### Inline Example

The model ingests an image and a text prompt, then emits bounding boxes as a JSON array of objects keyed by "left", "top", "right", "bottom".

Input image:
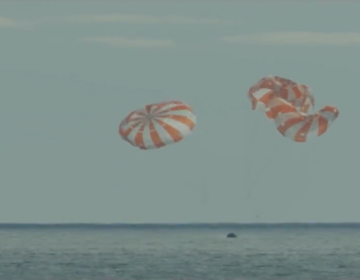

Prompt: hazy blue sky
[{"left": 0, "top": 1, "right": 358, "bottom": 223}]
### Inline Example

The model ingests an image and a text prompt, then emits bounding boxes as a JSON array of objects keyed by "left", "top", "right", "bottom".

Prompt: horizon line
[
  {"left": 0, "top": 222, "right": 360, "bottom": 227},
  {"left": 1, "top": 222, "right": 360, "bottom": 224}
]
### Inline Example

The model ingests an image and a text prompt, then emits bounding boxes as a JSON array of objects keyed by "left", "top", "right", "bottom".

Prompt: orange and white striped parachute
[
  {"left": 248, "top": 75, "right": 314, "bottom": 119},
  {"left": 119, "top": 101, "right": 196, "bottom": 150},
  {"left": 268, "top": 97, "right": 339, "bottom": 142}
]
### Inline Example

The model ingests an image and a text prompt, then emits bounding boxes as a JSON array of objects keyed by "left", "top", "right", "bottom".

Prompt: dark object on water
[{"left": 226, "top": 233, "right": 237, "bottom": 238}]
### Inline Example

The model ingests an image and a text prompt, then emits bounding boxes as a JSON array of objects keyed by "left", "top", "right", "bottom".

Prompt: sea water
[{"left": 0, "top": 223, "right": 359, "bottom": 279}]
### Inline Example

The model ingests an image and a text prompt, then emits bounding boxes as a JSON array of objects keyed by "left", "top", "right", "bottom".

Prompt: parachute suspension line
[
  {"left": 249, "top": 140, "right": 285, "bottom": 190},
  {"left": 284, "top": 142, "right": 322, "bottom": 211},
  {"left": 250, "top": 140, "right": 290, "bottom": 220},
  {"left": 246, "top": 75, "right": 339, "bottom": 221},
  {"left": 242, "top": 112, "right": 262, "bottom": 222},
  {"left": 245, "top": 113, "right": 260, "bottom": 199}
]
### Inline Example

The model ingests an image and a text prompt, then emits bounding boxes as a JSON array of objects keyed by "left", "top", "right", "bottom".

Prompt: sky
[{"left": 0, "top": 1, "right": 359, "bottom": 223}]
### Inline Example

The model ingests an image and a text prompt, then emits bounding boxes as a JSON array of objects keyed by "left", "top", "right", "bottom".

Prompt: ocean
[{"left": 1, "top": 223, "right": 360, "bottom": 280}]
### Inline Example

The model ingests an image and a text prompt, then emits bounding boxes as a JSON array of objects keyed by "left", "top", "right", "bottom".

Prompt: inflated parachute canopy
[
  {"left": 248, "top": 75, "right": 315, "bottom": 119},
  {"left": 119, "top": 101, "right": 196, "bottom": 150},
  {"left": 268, "top": 98, "right": 339, "bottom": 142}
]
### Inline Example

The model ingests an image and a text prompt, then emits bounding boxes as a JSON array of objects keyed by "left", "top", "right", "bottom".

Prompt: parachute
[
  {"left": 268, "top": 98, "right": 339, "bottom": 142},
  {"left": 115, "top": 75, "right": 339, "bottom": 219},
  {"left": 248, "top": 75, "right": 315, "bottom": 119},
  {"left": 118, "top": 101, "right": 196, "bottom": 150},
  {"left": 248, "top": 75, "right": 338, "bottom": 142}
]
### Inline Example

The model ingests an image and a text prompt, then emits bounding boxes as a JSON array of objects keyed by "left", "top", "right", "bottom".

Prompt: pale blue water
[{"left": 1, "top": 223, "right": 360, "bottom": 279}]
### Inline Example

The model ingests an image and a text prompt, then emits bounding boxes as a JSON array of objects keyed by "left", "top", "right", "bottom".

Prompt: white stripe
[
  {"left": 286, "top": 86, "right": 297, "bottom": 101},
  {"left": 153, "top": 102, "right": 175, "bottom": 114},
  {"left": 320, "top": 110, "right": 337, "bottom": 123},
  {"left": 251, "top": 88, "right": 272, "bottom": 111},
  {"left": 273, "top": 112, "right": 299, "bottom": 128},
  {"left": 125, "top": 123, "right": 143, "bottom": 144},
  {"left": 306, "top": 116, "right": 321, "bottom": 139},
  {"left": 284, "top": 120, "right": 304, "bottom": 139},
  {"left": 141, "top": 122, "right": 153, "bottom": 148}
]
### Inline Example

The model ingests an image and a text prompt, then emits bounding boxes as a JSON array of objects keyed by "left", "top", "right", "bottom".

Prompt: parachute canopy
[
  {"left": 248, "top": 75, "right": 315, "bottom": 119},
  {"left": 119, "top": 101, "right": 196, "bottom": 150},
  {"left": 248, "top": 75, "right": 339, "bottom": 142},
  {"left": 268, "top": 98, "right": 339, "bottom": 142}
]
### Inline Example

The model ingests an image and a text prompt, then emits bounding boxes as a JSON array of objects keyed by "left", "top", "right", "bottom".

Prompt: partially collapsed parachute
[
  {"left": 248, "top": 75, "right": 338, "bottom": 142},
  {"left": 248, "top": 75, "right": 315, "bottom": 119},
  {"left": 268, "top": 98, "right": 339, "bottom": 142},
  {"left": 119, "top": 101, "right": 196, "bottom": 150}
]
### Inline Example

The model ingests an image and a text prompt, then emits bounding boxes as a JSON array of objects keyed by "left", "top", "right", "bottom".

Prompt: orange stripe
[
  {"left": 159, "top": 114, "right": 196, "bottom": 130},
  {"left": 258, "top": 90, "right": 273, "bottom": 107},
  {"left": 293, "top": 118, "right": 312, "bottom": 142},
  {"left": 134, "top": 123, "right": 146, "bottom": 148},
  {"left": 148, "top": 120, "right": 166, "bottom": 148},
  {"left": 265, "top": 108, "right": 274, "bottom": 119},
  {"left": 291, "top": 85, "right": 303, "bottom": 99},
  {"left": 269, "top": 99, "right": 298, "bottom": 118},
  {"left": 271, "top": 104, "right": 297, "bottom": 118},
  {"left": 119, "top": 127, "right": 132, "bottom": 138},
  {"left": 317, "top": 115, "right": 328, "bottom": 136},
  {"left": 155, "top": 119, "right": 183, "bottom": 143},
  {"left": 280, "top": 87, "right": 289, "bottom": 101},
  {"left": 321, "top": 106, "right": 339, "bottom": 118}
]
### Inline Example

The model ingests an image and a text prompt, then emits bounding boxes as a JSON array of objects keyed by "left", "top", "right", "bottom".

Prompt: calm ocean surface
[{"left": 1, "top": 223, "right": 360, "bottom": 280}]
